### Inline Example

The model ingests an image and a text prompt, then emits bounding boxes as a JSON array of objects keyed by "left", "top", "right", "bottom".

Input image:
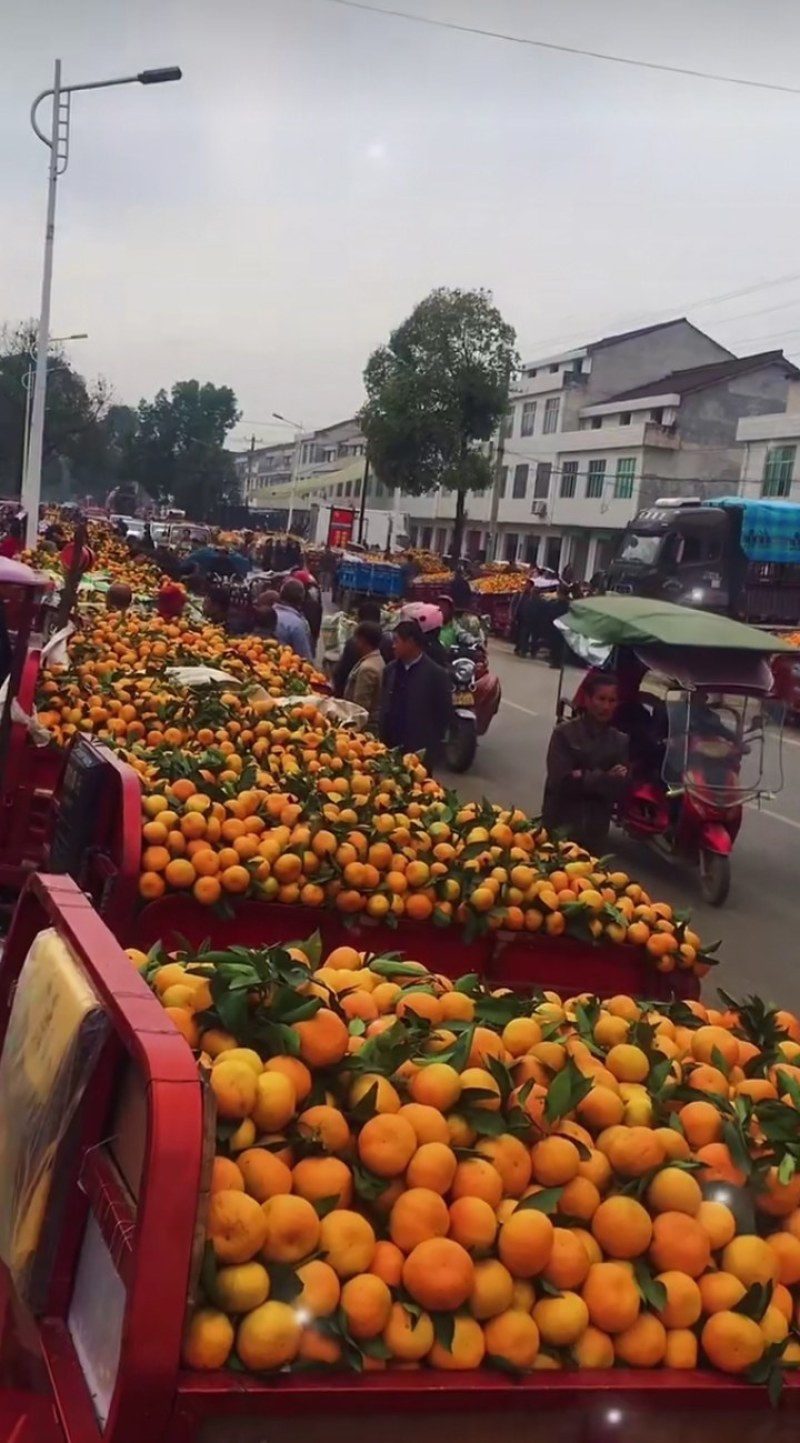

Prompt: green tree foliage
[
  {"left": 0, "top": 323, "right": 112, "bottom": 498},
  {"left": 125, "top": 380, "right": 242, "bottom": 518},
  {"left": 360, "top": 288, "right": 518, "bottom": 557}
]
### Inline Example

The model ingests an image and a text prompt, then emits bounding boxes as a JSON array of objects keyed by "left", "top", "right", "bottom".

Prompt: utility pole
[
  {"left": 357, "top": 451, "right": 370, "bottom": 545},
  {"left": 245, "top": 434, "right": 256, "bottom": 501},
  {"left": 487, "top": 434, "right": 505, "bottom": 561}
]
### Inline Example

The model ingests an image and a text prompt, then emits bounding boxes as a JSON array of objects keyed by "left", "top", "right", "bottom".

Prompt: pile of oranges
[
  {"left": 135, "top": 934, "right": 800, "bottom": 1385},
  {"left": 473, "top": 573, "right": 528, "bottom": 596},
  {"left": 132, "top": 734, "right": 707, "bottom": 977},
  {"left": 30, "top": 527, "right": 709, "bottom": 976},
  {"left": 35, "top": 610, "right": 325, "bottom": 749}
]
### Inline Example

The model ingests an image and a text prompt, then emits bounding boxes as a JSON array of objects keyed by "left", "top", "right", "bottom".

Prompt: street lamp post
[
  {"left": 23, "top": 61, "right": 181, "bottom": 547},
  {"left": 272, "top": 412, "right": 305, "bottom": 534}
]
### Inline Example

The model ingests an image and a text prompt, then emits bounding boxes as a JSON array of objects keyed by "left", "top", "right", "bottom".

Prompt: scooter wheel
[
  {"left": 699, "top": 850, "right": 730, "bottom": 907},
  {"left": 445, "top": 718, "right": 477, "bottom": 773}
]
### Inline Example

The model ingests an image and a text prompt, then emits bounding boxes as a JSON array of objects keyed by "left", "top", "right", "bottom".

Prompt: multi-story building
[
  {"left": 231, "top": 440, "right": 295, "bottom": 504},
  {"left": 403, "top": 322, "right": 798, "bottom": 580}
]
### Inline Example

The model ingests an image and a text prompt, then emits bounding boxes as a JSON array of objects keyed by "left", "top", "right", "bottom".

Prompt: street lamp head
[{"left": 138, "top": 66, "right": 182, "bottom": 85}]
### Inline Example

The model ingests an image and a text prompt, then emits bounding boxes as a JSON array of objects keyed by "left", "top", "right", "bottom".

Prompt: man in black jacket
[{"left": 379, "top": 619, "right": 453, "bottom": 768}]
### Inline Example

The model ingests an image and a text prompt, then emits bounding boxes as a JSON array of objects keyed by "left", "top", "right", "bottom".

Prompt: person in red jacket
[{"left": 0, "top": 519, "right": 23, "bottom": 559}]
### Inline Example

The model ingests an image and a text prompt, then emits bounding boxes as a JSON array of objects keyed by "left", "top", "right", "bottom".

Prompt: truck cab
[{"left": 606, "top": 500, "right": 733, "bottom": 614}]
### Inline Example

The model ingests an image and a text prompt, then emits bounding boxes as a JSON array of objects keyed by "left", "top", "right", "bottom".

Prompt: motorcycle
[
  {"left": 444, "top": 639, "right": 502, "bottom": 773},
  {"left": 554, "top": 594, "right": 790, "bottom": 906}
]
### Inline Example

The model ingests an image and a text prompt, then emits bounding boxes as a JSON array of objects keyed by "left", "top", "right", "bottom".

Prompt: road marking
[
  {"left": 502, "top": 699, "right": 540, "bottom": 718},
  {"left": 748, "top": 803, "right": 800, "bottom": 830}
]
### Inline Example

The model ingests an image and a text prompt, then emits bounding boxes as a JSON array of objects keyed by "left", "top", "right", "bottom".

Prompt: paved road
[{"left": 440, "top": 643, "right": 799, "bottom": 1011}]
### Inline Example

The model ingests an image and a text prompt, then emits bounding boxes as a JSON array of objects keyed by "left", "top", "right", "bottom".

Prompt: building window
[
  {"left": 560, "top": 462, "right": 578, "bottom": 498},
  {"left": 543, "top": 398, "right": 560, "bottom": 434},
  {"left": 763, "top": 445, "right": 796, "bottom": 497},
  {"left": 499, "top": 465, "right": 508, "bottom": 498},
  {"left": 521, "top": 401, "right": 537, "bottom": 437},
  {"left": 421, "top": 526, "right": 433, "bottom": 550},
  {"left": 504, "top": 532, "right": 519, "bottom": 562},
  {"left": 512, "top": 463, "right": 529, "bottom": 499},
  {"left": 344, "top": 481, "right": 352, "bottom": 497},
  {"left": 549, "top": 363, "right": 559, "bottom": 374},
  {"left": 528, "top": 368, "right": 537, "bottom": 378},
  {"left": 591, "top": 417, "right": 602, "bottom": 430},
  {"left": 409, "top": 525, "right": 419, "bottom": 548},
  {"left": 534, "top": 461, "right": 552, "bottom": 500},
  {"left": 524, "top": 536, "right": 538, "bottom": 565},
  {"left": 354, "top": 478, "right": 361, "bottom": 496},
  {"left": 336, "top": 483, "right": 344, "bottom": 497},
  {"left": 435, "top": 526, "right": 447, "bottom": 552},
  {"left": 587, "top": 459, "right": 606, "bottom": 499},
  {"left": 620, "top": 412, "right": 632, "bottom": 426},
  {"left": 651, "top": 407, "right": 664, "bottom": 425},
  {"left": 614, "top": 457, "right": 636, "bottom": 500},
  {"left": 501, "top": 410, "right": 514, "bottom": 439}
]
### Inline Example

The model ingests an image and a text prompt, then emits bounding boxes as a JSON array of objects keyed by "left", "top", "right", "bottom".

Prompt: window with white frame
[
  {"left": 521, "top": 401, "right": 537, "bottom": 437},
  {"left": 534, "top": 462, "right": 551, "bottom": 499},
  {"left": 587, "top": 459, "right": 606, "bottom": 499},
  {"left": 512, "top": 463, "right": 529, "bottom": 499},
  {"left": 614, "top": 457, "right": 636, "bottom": 500},
  {"left": 543, "top": 398, "right": 560, "bottom": 434},
  {"left": 560, "top": 461, "right": 578, "bottom": 498},
  {"left": 762, "top": 445, "right": 796, "bottom": 498},
  {"left": 501, "top": 410, "right": 515, "bottom": 439}
]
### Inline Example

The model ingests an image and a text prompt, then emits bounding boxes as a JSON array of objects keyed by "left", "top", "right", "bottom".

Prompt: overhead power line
[{"left": 314, "top": 0, "right": 800, "bottom": 96}]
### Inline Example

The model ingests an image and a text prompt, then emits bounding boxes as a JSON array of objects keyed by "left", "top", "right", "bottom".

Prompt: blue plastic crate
[{"left": 339, "top": 560, "right": 403, "bottom": 598}]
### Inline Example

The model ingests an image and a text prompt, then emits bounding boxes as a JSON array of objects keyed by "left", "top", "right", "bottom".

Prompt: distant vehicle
[
  {"left": 607, "top": 496, "right": 800, "bottom": 624},
  {"left": 312, "top": 503, "right": 408, "bottom": 553}
]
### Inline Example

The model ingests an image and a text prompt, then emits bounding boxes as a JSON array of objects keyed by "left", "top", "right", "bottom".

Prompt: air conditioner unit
[{"left": 531, "top": 500, "right": 548, "bottom": 517}]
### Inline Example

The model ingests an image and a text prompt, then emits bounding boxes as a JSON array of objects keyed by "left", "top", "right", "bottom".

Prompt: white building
[
  {"left": 404, "top": 328, "right": 798, "bottom": 581},
  {"left": 737, "top": 382, "right": 800, "bottom": 500}
]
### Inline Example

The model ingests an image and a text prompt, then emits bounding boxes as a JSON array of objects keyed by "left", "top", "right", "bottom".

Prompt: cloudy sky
[{"left": 3, "top": 0, "right": 800, "bottom": 453}]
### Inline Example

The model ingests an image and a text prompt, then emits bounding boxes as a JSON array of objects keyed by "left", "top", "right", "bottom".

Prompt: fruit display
[
  {"left": 137, "top": 934, "right": 800, "bottom": 1386},
  {"left": 473, "top": 572, "right": 528, "bottom": 597}
]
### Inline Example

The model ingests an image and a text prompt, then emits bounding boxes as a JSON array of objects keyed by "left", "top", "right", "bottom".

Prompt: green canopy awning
[{"left": 565, "top": 595, "right": 795, "bottom": 654}]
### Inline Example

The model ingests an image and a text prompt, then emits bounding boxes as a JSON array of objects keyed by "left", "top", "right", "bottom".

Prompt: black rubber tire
[
  {"left": 699, "top": 850, "right": 731, "bottom": 907},
  {"left": 445, "top": 717, "right": 478, "bottom": 772}
]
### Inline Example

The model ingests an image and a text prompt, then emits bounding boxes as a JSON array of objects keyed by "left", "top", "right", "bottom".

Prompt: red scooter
[{"left": 620, "top": 730, "right": 746, "bottom": 907}]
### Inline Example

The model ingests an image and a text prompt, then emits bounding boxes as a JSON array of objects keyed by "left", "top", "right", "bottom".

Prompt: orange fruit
[
  {"left": 497, "top": 1208, "right": 554, "bottom": 1279},
  {"left": 210, "top": 1156, "right": 245, "bottom": 1195},
  {"left": 698, "top": 1271, "right": 746, "bottom": 1315},
  {"left": 293, "top": 1008, "right": 349, "bottom": 1067},
  {"left": 207, "top": 1190, "right": 268, "bottom": 1264},
  {"left": 649, "top": 1213, "right": 711, "bottom": 1279},
  {"left": 450, "top": 1158, "right": 503, "bottom": 1209},
  {"left": 542, "top": 1227, "right": 591, "bottom": 1290},
  {"left": 406, "top": 1142, "right": 458, "bottom": 1195},
  {"left": 297, "top": 1105, "right": 351, "bottom": 1154},
  {"left": 470, "top": 1259, "right": 515, "bottom": 1320},
  {"left": 696, "top": 1200, "right": 737, "bottom": 1251},
  {"left": 389, "top": 1188, "right": 449, "bottom": 1253},
  {"left": 397, "top": 1103, "right": 450, "bottom": 1145},
  {"left": 448, "top": 1196, "right": 498, "bottom": 1253},
  {"left": 722, "top": 1235, "right": 780, "bottom": 1289},
  {"left": 701, "top": 1311, "right": 765, "bottom": 1374},
  {"left": 402, "top": 1237, "right": 474, "bottom": 1310},
  {"left": 591, "top": 1196, "right": 652, "bottom": 1260},
  {"left": 408, "top": 1063, "right": 462, "bottom": 1110},
  {"left": 655, "top": 1271, "right": 702, "bottom": 1329},
  {"left": 236, "top": 1300, "right": 301, "bottom": 1371},
  {"left": 646, "top": 1167, "right": 702, "bottom": 1217},
  {"left": 531, "top": 1137, "right": 580, "bottom": 1187},
  {"left": 260, "top": 1195, "right": 320, "bottom": 1263},
  {"left": 236, "top": 1150, "right": 292, "bottom": 1202},
  {"left": 533, "top": 1290, "right": 589, "bottom": 1348},
  {"left": 382, "top": 1302, "right": 434, "bottom": 1361},
  {"left": 358, "top": 1114, "right": 418, "bottom": 1178},
  {"left": 582, "top": 1261, "right": 641, "bottom": 1334},
  {"left": 294, "top": 1259, "right": 341, "bottom": 1318},
  {"left": 292, "top": 1156, "right": 353, "bottom": 1209},
  {"left": 428, "top": 1314, "right": 485, "bottom": 1371},
  {"left": 182, "top": 1308, "right": 234, "bottom": 1369},
  {"left": 482, "top": 1309, "right": 541, "bottom": 1369},
  {"left": 767, "top": 1231, "right": 800, "bottom": 1286},
  {"left": 319, "top": 1210, "right": 376, "bottom": 1279},
  {"left": 340, "top": 1274, "right": 392, "bottom": 1340},
  {"left": 370, "top": 1240, "right": 405, "bottom": 1288},
  {"left": 614, "top": 1313, "right": 667, "bottom": 1368}
]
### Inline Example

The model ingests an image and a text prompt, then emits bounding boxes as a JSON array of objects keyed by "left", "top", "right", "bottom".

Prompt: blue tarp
[{"left": 708, "top": 496, "right": 800, "bottom": 564}]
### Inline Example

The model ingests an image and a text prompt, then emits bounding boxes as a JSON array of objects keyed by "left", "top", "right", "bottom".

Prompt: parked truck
[
  {"left": 606, "top": 495, "right": 800, "bottom": 624},
  {"left": 311, "top": 503, "right": 409, "bottom": 553}
]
